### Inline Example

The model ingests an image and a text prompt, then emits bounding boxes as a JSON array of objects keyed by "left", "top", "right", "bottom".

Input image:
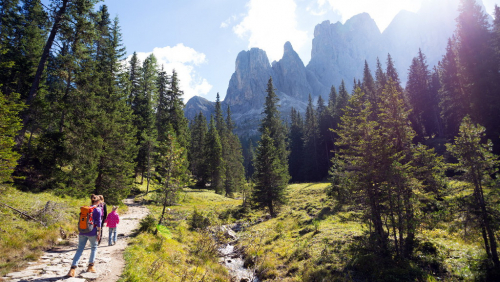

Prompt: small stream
[{"left": 218, "top": 224, "right": 260, "bottom": 282}]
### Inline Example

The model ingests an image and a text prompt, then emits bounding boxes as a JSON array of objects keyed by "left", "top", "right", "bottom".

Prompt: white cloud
[
  {"left": 130, "top": 43, "right": 212, "bottom": 101},
  {"left": 233, "top": 0, "right": 309, "bottom": 62},
  {"left": 323, "top": 0, "right": 422, "bottom": 31}
]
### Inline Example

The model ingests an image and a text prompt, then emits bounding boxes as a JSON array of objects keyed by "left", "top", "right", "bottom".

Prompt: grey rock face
[
  {"left": 184, "top": 95, "right": 215, "bottom": 122},
  {"left": 307, "top": 13, "right": 382, "bottom": 97},
  {"left": 225, "top": 48, "right": 274, "bottom": 113}
]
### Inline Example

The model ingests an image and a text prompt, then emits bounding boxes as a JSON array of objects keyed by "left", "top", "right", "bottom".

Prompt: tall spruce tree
[
  {"left": 253, "top": 77, "right": 290, "bottom": 216},
  {"left": 288, "top": 107, "right": 304, "bottom": 182},
  {"left": 447, "top": 116, "right": 500, "bottom": 269},
  {"left": 302, "top": 94, "right": 320, "bottom": 181},
  {"left": 93, "top": 11, "right": 137, "bottom": 203},
  {"left": 223, "top": 105, "right": 245, "bottom": 197},
  {"left": 189, "top": 112, "right": 208, "bottom": 186},
  {"left": 134, "top": 54, "right": 158, "bottom": 185},
  {"left": 204, "top": 115, "right": 223, "bottom": 194}
]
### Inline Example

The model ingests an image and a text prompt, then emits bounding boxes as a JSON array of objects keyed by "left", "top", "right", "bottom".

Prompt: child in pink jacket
[{"left": 105, "top": 206, "right": 120, "bottom": 246}]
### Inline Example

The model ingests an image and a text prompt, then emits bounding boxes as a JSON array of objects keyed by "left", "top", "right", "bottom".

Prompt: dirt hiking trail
[{"left": 1, "top": 198, "right": 148, "bottom": 282}]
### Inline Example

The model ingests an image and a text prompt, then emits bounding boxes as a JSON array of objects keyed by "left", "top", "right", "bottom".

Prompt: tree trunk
[{"left": 17, "top": 0, "right": 70, "bottom": 145}]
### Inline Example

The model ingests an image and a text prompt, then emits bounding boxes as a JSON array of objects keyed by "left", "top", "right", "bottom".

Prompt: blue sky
[{"left": 90, "top": 0, "right": 500, "bottom": 102}]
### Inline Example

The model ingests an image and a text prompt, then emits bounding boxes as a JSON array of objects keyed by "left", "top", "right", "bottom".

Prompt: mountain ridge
[{"left": 185, "top": 0, "right": 463, "bottom": 137}]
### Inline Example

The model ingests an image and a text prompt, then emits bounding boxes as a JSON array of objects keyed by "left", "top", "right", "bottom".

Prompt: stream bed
[{"left": 217, "top": 224, "right": 260, "bottom": 282}]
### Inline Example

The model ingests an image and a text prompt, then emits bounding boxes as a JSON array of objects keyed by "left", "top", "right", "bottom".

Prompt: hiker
[
  {"left": 105, "top": 206, "right": 120, "bottom": 246},
  {"left": 67, "top": 194, "right": 102, "bottom": 277},
  {"left": 98, "top": 195, "right": 107, "bottom": 245}
]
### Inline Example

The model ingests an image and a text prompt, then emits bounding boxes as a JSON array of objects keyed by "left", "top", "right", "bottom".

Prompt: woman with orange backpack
[{"left": 66, "top": 194, "right": 103, "bottom": 277}]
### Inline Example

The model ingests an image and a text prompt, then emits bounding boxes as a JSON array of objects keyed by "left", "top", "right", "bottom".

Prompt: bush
[
  {"left": 189, "top": 209, "right": 210, "bottom": 230},
  {"left": 139, "top": 214, "right": 157, "bottom": 233}
]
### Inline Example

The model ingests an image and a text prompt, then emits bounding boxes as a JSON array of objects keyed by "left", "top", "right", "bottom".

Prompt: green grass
[
  {"left": 236, "top": 183, "right": 487, "bottom": 281},
  {"left": 0, "top": 184, "right": 87, "bottom": 276},
  {"left": 122, "top": 181, "right": 496, "bottom": 281},
  {"left": 120, "top": 185, "right": 241, "bottom": 282}
]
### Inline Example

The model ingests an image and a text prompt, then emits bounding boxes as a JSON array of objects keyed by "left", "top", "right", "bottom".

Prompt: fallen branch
[{"left": 0, "top": 202, "right": 47, "bottom": 227}]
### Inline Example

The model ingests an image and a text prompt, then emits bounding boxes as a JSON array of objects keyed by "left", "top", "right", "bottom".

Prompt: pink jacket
[{"left": 105, "top": 211, "right": 120, "bottom": 228}]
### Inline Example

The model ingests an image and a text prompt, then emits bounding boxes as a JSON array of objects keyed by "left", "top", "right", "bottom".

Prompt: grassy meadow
[
  {"left": 122, "top": 181, "right": 493, "bottom": 282},
  {"left": 0, "top": 185, "right": 87, "bottom": 276},
  {"left": 120, "top": 186, "right": 241, "bottom": 282}
]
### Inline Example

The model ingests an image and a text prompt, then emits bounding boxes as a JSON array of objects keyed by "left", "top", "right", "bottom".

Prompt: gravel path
[{"left": 1, "top": 198, "right": 148, "bottom": 282}]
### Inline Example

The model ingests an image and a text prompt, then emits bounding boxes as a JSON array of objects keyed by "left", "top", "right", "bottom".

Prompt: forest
[{"left": 1, "top": 0, "right": 500, "bottom": 281}]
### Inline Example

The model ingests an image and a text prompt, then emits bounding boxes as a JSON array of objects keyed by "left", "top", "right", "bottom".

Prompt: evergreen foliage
[
  {"left": 331, "top": 80, "right": 444, "bottom": 259},
  {"left": 253, "top": 77, "right": 290, "bottom": 216},
  {"left": 446, "top": 116, "right": 500, "bottom": 269}
]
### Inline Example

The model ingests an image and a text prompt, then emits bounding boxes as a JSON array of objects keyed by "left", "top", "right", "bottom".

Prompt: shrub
[
  {"left": 139, "top": 214, "right": 157, "bottom": 233},
  {"left": 189, "top": 209, "right": 210, "bottom": 230}
]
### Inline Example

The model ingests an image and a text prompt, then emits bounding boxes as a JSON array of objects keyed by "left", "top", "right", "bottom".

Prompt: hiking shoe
[
  {"left": 87, "top": 264, "right": 96, "bottom": 273},
  {"left": 66, "top": 268, "right": 76, "bottom": 277}
]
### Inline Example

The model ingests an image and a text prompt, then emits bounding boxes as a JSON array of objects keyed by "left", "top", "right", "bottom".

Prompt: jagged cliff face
[
  {"left": 185, "top": 0, "right": 462, "bottom": 137},
  {"left": 307, "top": 13, "right": 382, "bottom": 98}
]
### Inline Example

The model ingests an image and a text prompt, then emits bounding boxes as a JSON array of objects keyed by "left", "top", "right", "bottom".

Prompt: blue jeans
[
  {"left": 108, "top": 227, "right": 117, "bottom": 245},
  {"left": 71, "top": 235, "right": 98, "bottom": 266}
]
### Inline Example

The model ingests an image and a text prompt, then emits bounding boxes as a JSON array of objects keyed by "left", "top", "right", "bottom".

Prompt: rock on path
[{"left": 1, "top": 198, "right": 148, "bottom": 282}]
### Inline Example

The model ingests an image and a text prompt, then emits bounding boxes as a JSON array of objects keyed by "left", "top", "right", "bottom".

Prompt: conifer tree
[
  {"left": 204, "top": 115, "right": 223, "bottom": 194},
  {"left": 302, "top": 94, "right": 320, "bottom": 181},
  {"left": 438, "top": 38, "right": 465, "bottom": 137},
  {"left": 375, "top": 57, "right": 386, "bottom": 98},
  {"left": 317, "top": 95, "right": 331, "bottom": 180},
  {"left": 157, "top": 132, "right": 187, "bottom": 226},
  {"left": 134, "top": 54, "right": 158, "bottom": 185},
  {"left": 288, "top": 108, "right": 304, "bottom": 182},
  {"left": 259, "top": 77, "right": 288, "bottom": 165},
  {"left": 362, "top": 60, "right": 376, "bottom": 105},
  {"left": 0, "top": 88, "right": 24, "bottom": 183},
  {"left": 253, "top": 128, "right": 289, "bottom": 217},
  {"left": 189, "top": 112, "right": 208, "bottom": 186},
  {"left": 333, "top": 80, "right": 349, "bottom": 126},
  {"left": 166, "top": 70, "right": 189, "bottom": 150},
  {"left": 253, "top": 77, "right": 290, "bottom": 216},
  {"left": 386, "top": 54, "right": 403, "bottom": 93},
  {"left": 333, "top": 79, "right": 442, "bottom": 258},
  {"left": 406, "top": 49, "right": 431, "bottom": 139},
  {"left": 223, "top": 105, "right": 245, "bottom": 197},
  {"left": 447, "top": 116, "right": 500, "bottom": 269},
  {"left": 93, "top": 12, "right": 137, "bottom": 203}
]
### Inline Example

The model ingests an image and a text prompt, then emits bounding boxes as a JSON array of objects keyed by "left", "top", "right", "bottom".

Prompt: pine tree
[
  {"left": 375, "top": 57, "right": 386, "bottom": 98},
  {"left": 438, "top": 38, "right": 465, "bottom": 137},
  {"left": 155, "top": 65, "right": 169, "bottom": 140},
  {"left": 288, "top": 108, "right": 304, "bottom": 182},
  {"left": 204, "top": 115, "right": 223, "bottom": 194},
  {"left": 189, "top": 112, "right": 208, "bottom": 186},
  {"left": 0, "top": 88, "right": 24, "bottom": 182},
  {"left": 446, "top": 116, "right": 500, "bottom": 269},
  {"left": 253, "top": 77, "right": 290, "bottom": 216},
  {"left": 316, "top": 95, "right": 331, "bottom": 180},
  {"left": 333, "top": 79, "right": 442, "bottom": 258},
  {"left": 252, "top": 128, "right": 289, "bottom": 217},
  {"left": 156, "top": 132, "right": 187, "bottom": 226},
  {"left": 223, "top": 105, "right": 245, "bottom": 197},
  {"left": 93, "top": 12, "right": 137, "bottom": 203},
  {"left": 134, "top": 54, "right": 158, "bottom": 185},
  {"left": 455, "top": 0, "right": 498, "bottom": 151},
  {"left": 386, "top": 54, "right": 403, "bottom": 94},
  {"left": 362, "top": 60, "right": 376, "bottom": 105},
  {"left": 166, "top": 69, "right": 189, "bottom": 150},
  {"left": 259, "top": 77, "right": 288, "bottom": 166},
  {"left": 302, "top": 94, "right": 320, "bottom": 181},
  {"left": 333, "top": 80, "right": 349, "bottom": 126},
  {"left": 406, "top": 49, "right": 431, "bottom": 139}
]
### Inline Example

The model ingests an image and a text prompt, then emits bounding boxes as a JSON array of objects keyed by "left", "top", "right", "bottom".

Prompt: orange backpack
[{"left": 78, "top": 206, "right": 96, "bottom": 233}]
